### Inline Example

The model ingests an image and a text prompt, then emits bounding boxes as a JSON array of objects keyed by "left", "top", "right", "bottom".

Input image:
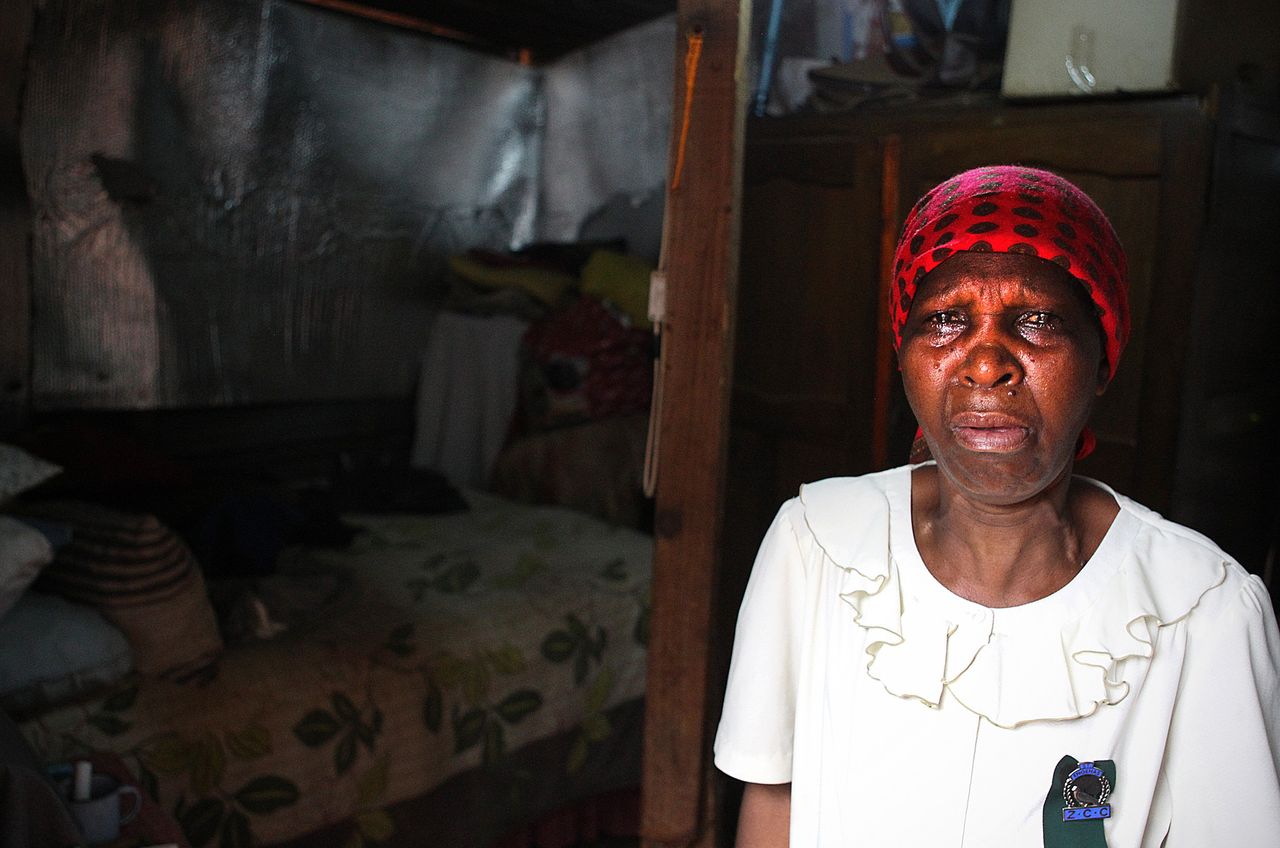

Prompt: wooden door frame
[{"left": 640, "top": 1, "right": 749, "bottom": 846}]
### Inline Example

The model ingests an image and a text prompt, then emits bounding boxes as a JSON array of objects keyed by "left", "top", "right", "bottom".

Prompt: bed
[
  {"left": 0, "top": 394, "right": 660, "bottom": 848},
  {"left": 4, "top": 242, "right": 658, "bottom": 846},
  {"left": 11, "top": 482, "right": 651, "bottom": 847}
]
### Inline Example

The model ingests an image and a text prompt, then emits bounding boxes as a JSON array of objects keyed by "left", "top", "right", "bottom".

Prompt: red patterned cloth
[
  {"left": 891, "top": 165, "right": 1129, "bottom": 380},
  {"left": 890, "top": 166, "right": 1130, "bottom": 461},
  {"left": 520, "top": 296, "right": 652, "bottom": 431}
]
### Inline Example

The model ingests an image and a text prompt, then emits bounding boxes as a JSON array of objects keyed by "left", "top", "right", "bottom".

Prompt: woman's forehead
[{"left": 912, "top": 252, "right": 1088, "bottom": 306}]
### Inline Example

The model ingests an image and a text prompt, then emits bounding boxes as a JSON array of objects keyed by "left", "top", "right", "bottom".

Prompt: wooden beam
[
  {"left": 0, "top": 0, "right": 35, "bottom": 435},
  {"left": 872, "top": 134, "right": 901, "bottom": 470},
  {"left": 291, "top": 0, "right": 511, "bottom": 57},
  {"left": 641, "top": 1, "right": 748, "bottom": 846}
]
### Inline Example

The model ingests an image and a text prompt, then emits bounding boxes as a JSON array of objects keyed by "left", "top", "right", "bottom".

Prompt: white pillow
[
  {"left": 0, "top": 591, "right": 134, "bottom": 715},
  {"left": 0, "top": 444, "right": 61, "bottom": 502},
  {"left": 0, "top": 517, "right": 54, "bottom": 620}
]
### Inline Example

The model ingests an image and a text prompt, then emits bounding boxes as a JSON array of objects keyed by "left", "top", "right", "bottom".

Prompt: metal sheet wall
[
  {"left": 23, "top": 0, "right": 545, "bottom": 408},
  {"left": 541, "top": 15, "right": 675, "bottom": 248}
]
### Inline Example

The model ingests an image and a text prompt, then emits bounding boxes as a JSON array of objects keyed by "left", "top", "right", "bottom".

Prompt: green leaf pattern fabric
[{"left": 19, "top": 492, "right": 652, "bottom": 847}]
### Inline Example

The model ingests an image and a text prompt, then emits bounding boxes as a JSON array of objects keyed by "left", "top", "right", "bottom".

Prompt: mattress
[{"left": 21, "top": 492, "right": 653, "bottom": 847}]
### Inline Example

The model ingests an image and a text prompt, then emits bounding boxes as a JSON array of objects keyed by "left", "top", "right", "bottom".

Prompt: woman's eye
[
  {"left": 926, "top": 311, "right": 965, "bottom": 329},
  {"left": 1018, "top": 311, "right": 1057, "bottom": 329}
]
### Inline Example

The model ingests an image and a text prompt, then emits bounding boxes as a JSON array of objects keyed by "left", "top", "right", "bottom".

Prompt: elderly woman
[{"left": 714, "top": 166, "right": 1280, "bottom": 846}]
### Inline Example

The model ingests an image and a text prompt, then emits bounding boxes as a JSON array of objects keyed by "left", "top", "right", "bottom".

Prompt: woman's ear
[{"left": 1094, "top": 356, "right": 1110, "bottom": 397}]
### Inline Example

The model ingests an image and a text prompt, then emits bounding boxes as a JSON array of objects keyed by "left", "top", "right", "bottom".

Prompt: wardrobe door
[{"left": 726, "top": 134, "right": 882, "bottom": 565}]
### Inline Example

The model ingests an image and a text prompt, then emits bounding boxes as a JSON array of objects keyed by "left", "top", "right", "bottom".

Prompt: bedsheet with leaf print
[{"left": 20, "top": 492, "right": 652, "bottom": 847}]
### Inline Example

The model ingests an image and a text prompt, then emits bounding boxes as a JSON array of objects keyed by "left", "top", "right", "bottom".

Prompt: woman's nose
[{"left": 959, "top": 340, "right": 1023, "bottom": 388}]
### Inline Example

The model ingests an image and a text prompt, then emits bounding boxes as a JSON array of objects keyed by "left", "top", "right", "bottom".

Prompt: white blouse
[{"left": 714, "top": 465, "right": 1280, "bottom": 846}]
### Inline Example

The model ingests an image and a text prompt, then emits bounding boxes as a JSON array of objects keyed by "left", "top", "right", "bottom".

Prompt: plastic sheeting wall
[
  {"left": 21, "top": 0, "right": 673, "bottom": 409},
  {"left": 542, "top": 15, "right": 675, "bottom": 255}
]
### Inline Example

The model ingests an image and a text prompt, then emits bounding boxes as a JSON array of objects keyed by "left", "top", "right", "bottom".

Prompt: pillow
[
  {"left": 491, "top": 415, "right": 651, "bottom": 529},
  {"left": 0, "top": 444, "right": 61, "bottom": 502},
  {"left": 0, "top": 591, "right": 133, "bottom": 715},
  {"left": 0, "top": 517, "right": 54, "bottom": 620},
  {"left": 580, "top": 249, "right": 655, "bottom": 329},
  {"left": 20, "top": 502, "right": 223, "bottom": 682}
]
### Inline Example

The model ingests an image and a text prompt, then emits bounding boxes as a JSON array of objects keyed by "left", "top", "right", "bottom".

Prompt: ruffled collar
[{"left": 799, "top": 465, "right": 1227, "bottom": 728}]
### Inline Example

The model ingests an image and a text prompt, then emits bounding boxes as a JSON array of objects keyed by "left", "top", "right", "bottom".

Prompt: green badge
[{"left": 1042, "top": 755, "right": 1116, "bottom": 848}]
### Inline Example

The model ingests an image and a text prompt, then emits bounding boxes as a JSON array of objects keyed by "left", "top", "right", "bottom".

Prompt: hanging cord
[
  {"left": 642, "top": 290, "right": 665, "bottom": 497},
  {"left": 644, "top": 27, "right": 705, "bottom": 497},
  {"left": 670, "top": 29, "right": 704, "bottom": 191}
]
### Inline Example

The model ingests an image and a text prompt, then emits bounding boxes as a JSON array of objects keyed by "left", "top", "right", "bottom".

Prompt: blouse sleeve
[
  {"left": 713, "top": 502, "right": 809, "bottom": 784},
  {"left": 1164, "top": 571, "right": 1280, "bottom": 846}
]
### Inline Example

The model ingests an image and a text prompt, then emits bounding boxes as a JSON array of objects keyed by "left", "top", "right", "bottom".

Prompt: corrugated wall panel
[{"left": 23, "top": 0, "right": 542, "bottom": 408}]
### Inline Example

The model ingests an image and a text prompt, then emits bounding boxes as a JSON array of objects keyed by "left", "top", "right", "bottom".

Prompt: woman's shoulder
[
  {"left": 762, "top": 466, "right": 913, "bottom": 573},
  {"left": 1114, "top": 497, "right": 1280, "bottom": 707},
  {"left": 1104, "top": 485, "right": 1271, "bottom": 625},
  {"left": 794, "top": 465, "right": 911, "bottom": 512},
  {"left": 1110, "top": 488, "right": 1233, "bottom": 567}
]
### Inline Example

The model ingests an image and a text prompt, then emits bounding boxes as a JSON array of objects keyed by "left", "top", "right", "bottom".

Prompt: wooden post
[
  {"left": 0, "top": 0, "right": 35, "bottom": 435},
  {"left": 872, "top": 135, "right": 901, "bottom": 470},
  {"left": 641, "top": 1, "right": 748, "bottom": 846},
  {"left": 293, "top": 0, "right": 502, "bottom": 56}
]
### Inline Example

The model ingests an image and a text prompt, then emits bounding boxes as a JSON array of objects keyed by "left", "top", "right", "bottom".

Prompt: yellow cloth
[
  {"left": 581, "top": 250, "right": 653, "bottom": 328},
  {"left": 448, "top": 255, "right": 577, "bottom": 306}
]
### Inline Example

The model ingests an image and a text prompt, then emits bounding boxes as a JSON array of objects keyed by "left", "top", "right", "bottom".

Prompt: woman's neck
[{"left": 909, "top": 464, "right": 1118, "bottom": 608}]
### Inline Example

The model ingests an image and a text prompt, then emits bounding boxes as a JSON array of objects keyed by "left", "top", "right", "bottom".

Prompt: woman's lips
[{"left": 949, "top": 412, "right": 1031, "bottom": 452}]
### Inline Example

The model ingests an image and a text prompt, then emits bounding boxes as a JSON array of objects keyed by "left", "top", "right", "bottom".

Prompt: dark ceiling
[{"left": 297, "top": 0, "right": 678, "bottom": 63}]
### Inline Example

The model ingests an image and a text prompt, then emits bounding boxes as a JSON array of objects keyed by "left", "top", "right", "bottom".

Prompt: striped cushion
[{"left": 23, "top": 503, "right": 223, "bottom": 682}]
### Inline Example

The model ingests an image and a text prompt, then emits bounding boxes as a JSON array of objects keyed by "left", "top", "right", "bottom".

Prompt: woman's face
[{"left": 898, "top": 252, "right": 1109, "bottom": 505}]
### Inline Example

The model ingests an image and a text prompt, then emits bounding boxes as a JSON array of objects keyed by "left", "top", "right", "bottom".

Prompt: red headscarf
[{"left": 891, "top": 165, "right": 1130, "bottom": 460}]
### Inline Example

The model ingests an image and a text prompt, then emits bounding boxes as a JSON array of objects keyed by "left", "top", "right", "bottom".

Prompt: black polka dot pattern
[{"left": 933, "top": 213, "right": 959, "bottom": 232}]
